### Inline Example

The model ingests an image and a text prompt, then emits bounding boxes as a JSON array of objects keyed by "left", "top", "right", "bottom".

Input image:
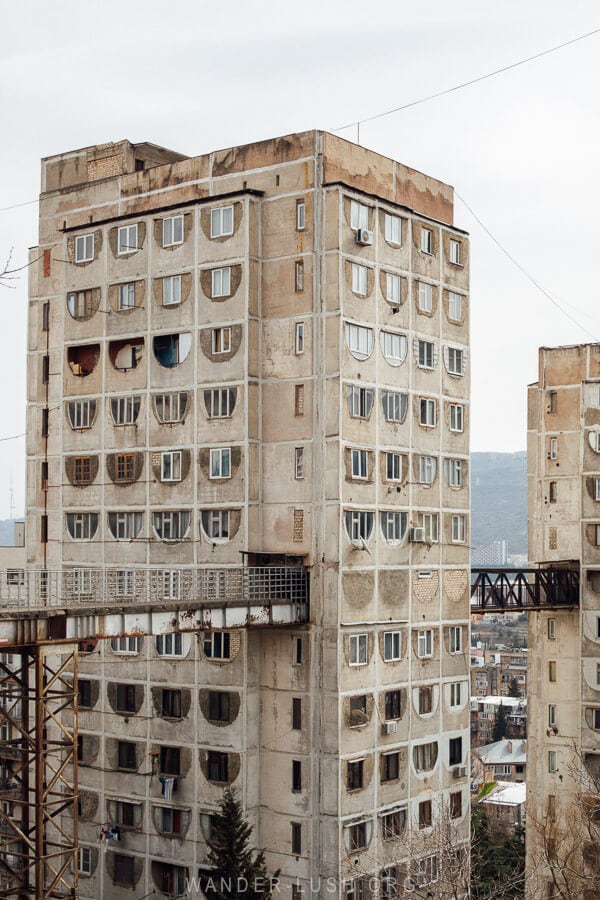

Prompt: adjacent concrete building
[{"left": 26, "top": 131, "right": 471, "bottom": 897}]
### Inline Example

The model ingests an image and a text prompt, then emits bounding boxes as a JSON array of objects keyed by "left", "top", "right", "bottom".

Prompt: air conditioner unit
[
  {"left": 355, "top": 228, "right": 373, "bottom": 246},
  {"left": 453, "top": 765, "right": 468, "bottom": 778},
  {"left": 382, "top": 721, "right": 398, "bottom": 735},
  {"left": 409, "top": 527, "right": 426, "bottom": 543}
]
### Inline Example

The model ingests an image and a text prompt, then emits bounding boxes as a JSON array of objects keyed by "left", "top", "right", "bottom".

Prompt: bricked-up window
[
  {"left": 291, "top": 822, "right": 302, "bottom": 854},
  {"left": 210, "top": 206, "right": 234, "bottom": 239},
  {"left": 295, "top": 261, "right": 304, "bottom": 292},
  {"left": 292, "top": 760, "right": 302, "bottom": 792},
  {"left": 161, "top": 689, "right": 182, "bottom": 718},
  {"left": 160, "top": 746, "right": 181, "bottom": 776},
  {"left": 116, "top": 684, "right": 136, "bottom": 714},
  {"left": 207, "top": 751, "right": 228, "bottom": 783},
  {"left": 418, "top": 799, "right": 433, "bottom": 828},
  {"left": 347, "top": 759, "right": 364, "bottom": 791},
  {"left": 292, "top": 698, "right": 302, "bottom": 730},
  {"left": 115, "top": 453, "right": 135, "bottom": 483},
  {"left": 293, "top": 509, "right": 304, "bottom": 542},
  {"left": 73, "top": 456, "right": 92, "bottom": 485},
  {"left": 296, "top": 200, "right": 305, "bottom": 231},
  {"left": 385, "top": 690, "right": 401, "bottom": 720},
  {"left": 113, "top": 854, "right": 135, "bottom": 887},
  {"left": 208, "top": 692, "right": 230, "bottom": 723},
  {"left": 74, "top": 234, "right": 94, "bottom": 264},
  {"left": 449, "top": 737, "right": 463, "bottom": 766},
  {"left": 295, "top": 384, "right": 304, "bottom": 416},
  {"left": 117, "top": 741, "right": 137, "bottom": 771},
  {"left": 163, "top": 215, "right": 184, "bottom": 247}
]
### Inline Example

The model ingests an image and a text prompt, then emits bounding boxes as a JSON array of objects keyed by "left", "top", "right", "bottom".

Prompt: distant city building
[
  {"left": 472, "top": 539, "right": 508, "bottom": 567},
  {"left": 472, "top": 738, "right": 527, "bottom": 784},
  {"left": 471, "top": 695, "right": 527, "bottom": 747},
  {"left": 481, "top": 781, "right": 526, "bottom": 832}
]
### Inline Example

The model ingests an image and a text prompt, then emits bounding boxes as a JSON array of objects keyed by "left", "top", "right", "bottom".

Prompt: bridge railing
[{"left": 470, "top": 567, "right": 579, "bottom": 612}]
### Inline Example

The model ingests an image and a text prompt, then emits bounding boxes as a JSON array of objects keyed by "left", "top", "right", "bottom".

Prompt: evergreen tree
[
  {"left": 204, "top": 788, "right": 280, "bottom": 899},
  {"left": 492, "top": 701, "right": 509, "bottom": 742},
  {"left": 507, "top": 676, "right": 521, "bottom": 698}
]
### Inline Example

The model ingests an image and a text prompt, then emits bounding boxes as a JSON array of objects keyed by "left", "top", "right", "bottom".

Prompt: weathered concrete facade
[
  {"left": 526, "top": 344, "right": 600, "bottom": 897},
  {"left": 26, "top": 131, "right": 470, "bottom": 897}
]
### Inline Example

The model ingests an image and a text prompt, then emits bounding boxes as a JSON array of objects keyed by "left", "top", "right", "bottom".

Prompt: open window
[
  {"left": 153, "top": 333, "right": 192, "bottom": 368},
  {"left": 67, "top": 344, "right": 100, "bottom": 377},
  {"left": 66, "top": 289, "right": 100, "bottom": 321},
  {"left": 109, "top": 338, "right": 144, "bottom": 372}
]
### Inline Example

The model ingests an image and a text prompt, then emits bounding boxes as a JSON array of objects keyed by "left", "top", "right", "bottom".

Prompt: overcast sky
[{"left": 0, "top": 0, "right": 598, "bottom": 518}]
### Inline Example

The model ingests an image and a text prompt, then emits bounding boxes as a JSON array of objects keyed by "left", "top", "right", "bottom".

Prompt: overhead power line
[
  {"left": 331, "top": 27, "right": 600, "bottom": 133},
  {"left": 455, "top": 192, "right": 599, "bottom": 342}
]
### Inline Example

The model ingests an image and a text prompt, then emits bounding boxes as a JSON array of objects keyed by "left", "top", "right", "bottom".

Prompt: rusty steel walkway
[{"left": 470, "top": 566, "right": 580, "bottom": 613}]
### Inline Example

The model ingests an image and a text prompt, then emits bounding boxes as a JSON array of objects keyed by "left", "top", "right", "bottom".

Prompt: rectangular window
[
  {"left": 163, "top": 275, "right": 182, "bottom": 306},
  {"left": 292, "top": 697, "right": 302, "bottom": 730},
  {"left": 549, "top": 437, "right": 558, "bottom": 460},
  {"left": 292, "top": 760, "right": 302, "bottom": 792},
  {"left": 41, "top": 354, "right": 50, "bottom": 384},
  {"left": 208, "top": 691, "right": 231, "bottom": 723},
  {"left": 595, "top": 478, "right": 600, "bottom": 501},
  {"left": 386, "top": 452, "right": 401, "bottom": 482},
  {"left": 111, "top": 396, "right": 140, "bottom": 426},
  {"left": 115, "top": 453, "right": 135, "bottom": 483},
  {"left": 386, "top": 273, "right": 401, "bottom": 304},
  {"left": 418, "top": 686, "right": 432, "bottom": 714},
  {"left": 73, "top": 456, "right": 92, "bottom": 485},
  {"left": 295, "top": 261, "right": 304, "bottom": 292},
  {"left": 419, "top": 800, "right": 432, "bottom": 828},
  {"left": 42, "top": 301, "right": 50, "bottom": 331},
  {"left": 161, "top": 807, "right": 183, "bottom": 835},
  {"left": 296, "top": 200, "right": 305, "bottom": 231},
  {"left": 419, "top": 456, "right": 436, "bottom": 485},
  {"left": 293, "top": 636, "right": 303, "bottom": 667},
  {"left": 349, "top": 634, "right": 368, "bottom": 667},
  {"left": 385, "top": 690, "right": 401, "bottom": 720},
  {"left": 295, "top": 321, "right": 305, "bottom": 354},
  {"left": 452, "top": 515, "right": 466, "bottom": 543},
  {"left": 420, "top": 228, "right": 433, "bottom": 254},
  {"left": 448, "top": 291, "right": 462, "bottom": 321},
  {"left": 448, "top": 347, "right": 464, "bottom": 375},
  {"left": 449, "top": 737, "right": 463, "bottom": 766},
  {"left": 449, "top": 626, "right": 462, "bottom": 654},
  {"left": 212, "top": 267, "right": 231, "bottom": 298},
  {"left": 295, "top": 384, "right": 304, "bottom": 416},
  {"left": 75, "top": 234, "right": 94, "bottom": 263},
  {"left": 381, "top": 390, "right": 406, "bottom": 423},
  {"left": 204, "top": 632, "right": 232, "bottom": 660},
  {"left": 548, "top": 795, "right": 556, "bottom": 820},
  {"left": 110, "top": 636, "right": 141, "bottom": 654},
  {"left": 161, "top": 451, "right": 182, "bottom": 482},
  {"left": 42, "top": 408, "right": 49, "bottom": 437},
  {"left": 291, "top": 822, "right": 302, "bottom": 855},
  {"left": 449, "top": 239, "right": 462, "bottom": 265},
  {"left": 205, "top": 388, "right": 234, "bottom": 419},
  {"left": 161, "top": 689, "right": 182, "bottom": 718},
  {"left": 351, "top": 449, "right": 367, "bottom": 480},
  {"left": 295, "top": 447, "right": 305, "bottom": 480},
  {"left": 420, "top": 398, "right": 436, "bottom": 426},
  {"left": 118, "top": 282, "right": 136, "bottom": 310},
  {"left": 116, "top": 684, "right": 136, "bottom": 714},
  {"left": 549, "top": 481, "right": 557, "bottom": 502},
  {"left": 418, "top": 340, "right": 435, "bottom": 369},
  {"left": 78, "top": 846, "right": 92, "bottom": 875},
  {"left": 549, "top": 661, "right": 557, "bottom": 682},
  {"left": 347, "top": 759, "right": 364, "bottom": 791},
  {"left": 210, "top": 206, "right": 234, "bottom": 238},
  {"left": 209, "top": 448, "right": 231, "bottom": 479},
  {"left": 417, "top": 630, "right": 433, "bottom": 658},
  {"left": 206, "top": 750, "right": 228, "bottom": 782},
  {"left": 548, "top": 704, "right": 557, "bottom": 727},
  {"left": 450, "top": 682, "right": 462, "bottom": 707},
  {"left": 212, "top": 327, "right": 231, "bottom": 354},
  {"left": 384, "top": 213, "right": 401, "bottom": 244},
  {"left": 548, "top": 751, "right": 557, "bottom": 773},
  {"left": 118, "top": 224, "right": 138, "bottom": 255},
  {"left": 549, "top": 390, "right": 558, "bottom": 413},
  {"left": 547, "top": 618, "right": 556, "bottom": 639},
  {"left": 382, "top": 752, "right": 400, "bottom": 782},
  {"left": 78, "top": 680, "right": 92, "bottom": 709},
  {"left": 160, "top": 746, "right": 181, "bottom": 776},
  {"left": 448, "top": 459, "right": 463, "bottom": 487},
  {"left": 383, "top": 631, "right": 401, "bottom": 662},
  {"left": 163, "top": 215, "right": 184, "bottom": 247},
  {"left": 418, "top": 282, "right": 433, "bottom": 312},
  {"left": 348, "top": 386, "right": 374, "bottom": 420},
  {"left": 352, "top": 264, "right": 368, "bottom": 296},
  {"left": 450, "top": 791, "right": 462, "bottom": 819},
  {"left": 156, "top": 633, "right": 183, "bottom": 657},
  {"left": 417, "top": 513, "right": 439, "bottom": 542},
  {"left": 350, "top": 201, "right": 369, "bottom": 231},
  {"left": 117, "top": 741, "right": 137, "bottom": 771},
  {"left": 450, "top": 403, "right": 464, "bottom": 432}
]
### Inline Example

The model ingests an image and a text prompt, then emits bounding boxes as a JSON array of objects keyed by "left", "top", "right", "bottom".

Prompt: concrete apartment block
[{"left": 26, "top": 131, "right": 470, "bottom": 898}]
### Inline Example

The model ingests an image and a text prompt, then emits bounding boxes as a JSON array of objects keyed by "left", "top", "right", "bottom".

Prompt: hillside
[{"left": 471, "top": 452, "right": 527, "bottom": 557}]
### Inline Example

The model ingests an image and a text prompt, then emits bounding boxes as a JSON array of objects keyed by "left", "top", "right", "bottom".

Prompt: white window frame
[
  {"left": 108, "top": 511, "right": 142, "bottom": 541},
  {"left": 111, "top": 396, "right": 140, "bottom": 426},
  {"left": 350, "top": 201, "right": 369, "bottom": 231},
  {"left": 419, "top": 456, "right": 436, "bottom": 485},
  {"left": 205, "top": 388, "right": 235, "bottom": 419},
  {"left": 449, "top": 682, "right": 462, "bottom": 707},
  {"left": 450, "top": 403, "right": 464, "bottom": 433},
  {"left": 381, "top": 511, "right": 406, "bottom": 543},
  {"left": 295, "top": 322, "right": 305, "bottom": 354},
  {"left": 345, "top": 323, "right": 374, "bottom": 360},
  {"left": 75, "top": 234, "right": 94, "bottom": 264},
  {"left": 386, "top": 452, "right": 401, "bottom": 482},
  {"left": 420, "top": 228, "right": 433, "bottom": 254},
  {"left": 153, "top": 511, "right": 190, "bottom": 541},
  {"left": 296, "top": 200, "right": 305, "bottom": 231},
  {"left": 549, "top": 704, "right": 557, "bottom": 727},
  {"left": 68, "top": 399, "right": 95, "bottom": 430},
  {"left": 210, "top": 448, "right": 231, "bottom": 480},
  {"left": 383, "top": 631, "right": 401, "bottom": 662},
  {"left": 162, "top": 215, "right": 184, "bottom": 247},
  {"left": 549, "top": 437, "right": 558, "bottom": 460},
  {"left": 161, "top": 451, "right": 182, "bottom": 482},
  {"left": 348, "top": 386, "right": 373, "bottom": 420},
  {"left": 210, "top": 206, "right": 234, "bottom": 239},
  {"left": 295, "top": 447, "right": 304, "bottom": 480},
  {"left": 78, "top": 846, "right": 92, "bottom": 876},
  {"left": 163, "top": 275, "right": 182, "bottom": 306},
  {"left": 386, "top": 273, "right": 401, "bottom": 304},
  {"left": 381, "top": 331, "right": 407, "bottom": 367},
  {"left": 156, "top": 632, "right": 183, "bottom": 657},
  {"left": 155, "top": 392, "right": 187, "bottom": 424},
  {"left": 66, "top": 513, "right": 98, "bottom": 541},
  {"left": 420, "top": 398, "right": 436, "bottom": 427},
  {"left": 595, "top": 478, "right": 600, "bottom": 501},
  {"left": 384, "top": 213, "right": 401, "bottom": 244},
  {"left": 418, "top": 282, "right": 433, "bottom": 313},
  {"left": 382, "top": 391, "right": 407, "bottom": 423},
  {"left": 118, "top": 282, "right": 135, "bottom": 311},
  {"left": 452, "top": 515, "right": 466, "bottom": 543},
  {"left": 417, "top": 630, "right": 433, "bottom": 658},
  {"left": 449, "top": 239, "right": 462, "bottom": 265},
  {"left": 162, "top": 570, "right": 181, "bottom": 601},
  {"left": 204, "top": 631, "right": 231, "bottom": 660},
  {"left": 115, "top": 570, "right": 134, "bottom": 598},
  {"left": 345, "top": 511, "right": 374, "bottom": 542},
  {"left": 548, "top": 750, "right": 557, "bottom": 773},
  {"left": 449, "top": 626, "right": 462, "bottom": 654},
  {"left": 352, "top": 264, "right": 368, "bottom": 296},
  {"left": 202, "top": 509, "right": 230, "bottom": 540},
  {"left": 547, "top": 618, "right": 556, "bottom": 640},
  {"left": 72, "top": 568, "right": 92, "bottom": 596},
  {"left": 351, "top": 449, "right": 368, "bottom": 480},
  {"left": 212, "top": 327, "right": 232, "bottom": 354},
  {"left": 417, "top": 513, "right": 439, "bottom": 543},
  {"left": 418, "top": 340, "right": 435, "bottom": 369},
  {"left": 211, "top": 267, "right": 231, "bottom": 298},
  {"left": 447, "top": 347, "right": 464, "bottom": 376},
  {"left": 110, "top": 636, "right": 141, "bottom": 655},
  {"left": 448, "top": 291, "right": 462, "bottom": 321},
  {"left": 117, "top": 224, "right": 138, "bottom": 256},
  {"left": 447, "top": 459, "right": 463, "bottom": 487},
  {"left": 349, "top": 634, "right": 368, "bottom": 667}
]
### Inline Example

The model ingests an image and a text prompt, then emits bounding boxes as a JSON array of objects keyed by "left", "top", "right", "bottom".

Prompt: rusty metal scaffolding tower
[{"left": 0, "top": 645, "right": 78, "bottom": 899}]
